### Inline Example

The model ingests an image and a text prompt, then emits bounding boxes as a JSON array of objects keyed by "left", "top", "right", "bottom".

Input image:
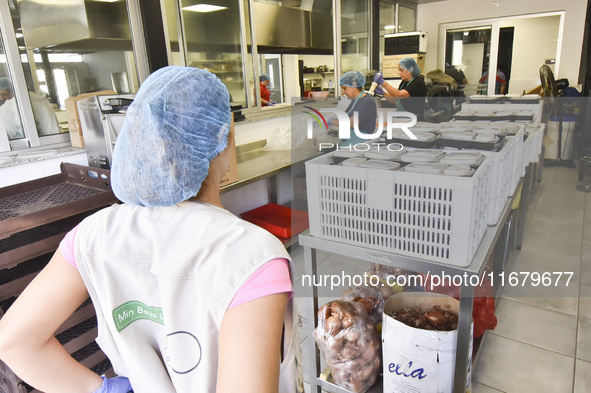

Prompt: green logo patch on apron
[{"left": 112, "top": 300, "right": 164, "bottom": 332}]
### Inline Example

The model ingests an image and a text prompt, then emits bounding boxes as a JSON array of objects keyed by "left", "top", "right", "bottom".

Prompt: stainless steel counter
[{"left": 221, "top": 138, "right": 334, "bottom": 194}]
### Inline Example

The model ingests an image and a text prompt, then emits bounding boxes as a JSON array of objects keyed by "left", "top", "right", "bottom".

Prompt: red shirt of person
[{"left": 258, "top": 74, "right": 276, "bottom": 106}]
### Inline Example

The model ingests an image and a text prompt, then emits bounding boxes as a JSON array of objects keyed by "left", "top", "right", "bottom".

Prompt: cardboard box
[
  {"left": 383, "top": 54, "right": 426, "bottom": 78},
  {"left": 219, "top": 114, "right": 239, "bottom": 187},
  {"left": 64, "top": 90, "right": 116, "bottom": 148}
]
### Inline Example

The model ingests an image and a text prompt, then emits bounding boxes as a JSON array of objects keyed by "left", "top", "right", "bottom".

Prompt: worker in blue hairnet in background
[
  {"left": 374, "top": 57, "right": 427, "bottom": 120},
  {"left": 0, "top": 66, "right": 298, "bottom": 393},
  {"left": 258, "top": 74, "right": 276, "bottom": 106},
  {"left": 331, "top": 70, "right": 377, "bottom": 145}
]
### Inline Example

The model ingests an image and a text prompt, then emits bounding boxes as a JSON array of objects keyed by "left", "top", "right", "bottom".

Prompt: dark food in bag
[{"left": 313, "top": 300, "right": 381, "bottom": 393}]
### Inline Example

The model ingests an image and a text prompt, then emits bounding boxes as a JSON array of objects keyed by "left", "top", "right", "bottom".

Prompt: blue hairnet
[
  {"left": 260, "top": 74, "right": 270, "bottom": 82},
  {"left": 339, "top": 71, "right": 366, "bottom": 89},
  {"left": 111, "top": 66, "right": 231, "bottom": 207},
  {"left": 0, "top": 77, "right": 12, "bottom": 91},
  {"left": 399, "top": 58, "right": 421, "bottom": 77}
]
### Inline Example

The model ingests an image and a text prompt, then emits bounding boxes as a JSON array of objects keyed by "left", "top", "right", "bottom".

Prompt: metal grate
[
  {"left": 0, "top": 183, "right": 103, "bottom": 221},
  {"left": 56, "top": 317, "right": 98, "bottom": 345},
  {"left": 71, "top": 341, "right": 103, "bottom": 362},
  {"left": 0, "top": 253, "right": 52, "bottom": 286}
]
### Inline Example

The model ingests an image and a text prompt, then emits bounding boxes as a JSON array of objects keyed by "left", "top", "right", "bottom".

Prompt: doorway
[{"left": 261, "top": 55, "right": 283, "bottom": 104}]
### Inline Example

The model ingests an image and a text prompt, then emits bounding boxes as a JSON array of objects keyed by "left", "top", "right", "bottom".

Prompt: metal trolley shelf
[{"left": 299, "top": 168, "right": 527, "bottom": 393}]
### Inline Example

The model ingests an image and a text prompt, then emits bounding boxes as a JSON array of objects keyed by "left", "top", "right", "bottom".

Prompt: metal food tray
[{"left": 0, "top": 163, "right": 117, "bottom": 240}]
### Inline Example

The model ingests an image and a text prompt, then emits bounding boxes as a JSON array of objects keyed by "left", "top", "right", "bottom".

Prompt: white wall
[{"left": 417, "top": 0, "right": 587, "bottom": 86}]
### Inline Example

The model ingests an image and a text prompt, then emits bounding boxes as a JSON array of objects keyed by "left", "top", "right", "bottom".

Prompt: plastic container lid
[
  {"left": 454, "top": 110, "right": 473, "bottom": 117},
  {"left": 440, "top": 131, "right": 475, "bottom": 141},
  {"left": 403, "top": 162, "right": 449, "bottom": 174},
  {"left": 439, "top": 124, "right": 474, "bottom": 132},
  {"left": 389, "top": 130, "right": 437, "bottom": 142},
  {"left": 341, "top": 157, "right": 367, "bottom": 167},
  {"left": 474, "top": 133, "right": 498, "bottom": 142},
  {"left": 333, "top": 151, "right": 363, "bottom": 158},
  {"left": 494, "top": 111, "right": 514, "bottom": 117},
  {"left": 359, "top": 160, "right": 402, "bottom": 170},
  {"left": 410, "top": 126, "right": 440, "bottom": 134},
  {"left": 364, "top": 149, "right": 406, "bottom": 161},
  {"left": 474, "top": 127, "right": 506, "bottom": 136},
  {"left": 443, "top": 165, "right": 474, "bottom": 176},
  {"left": 515, "top": 110, "right": 534, "bottom": 117},
  {"left": 402, "top": 149, "right": 445, "bottom": 163},
  {"left": 439, "top": 152, "right": 485, "bottom": 166},
  {"left": 473, "top": 110, "right": 495, "bottom": 117}
]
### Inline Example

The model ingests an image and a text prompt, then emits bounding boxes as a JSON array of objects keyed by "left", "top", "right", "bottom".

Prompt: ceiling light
[
  {"left": 183, "top": 4, "right": 227, "bottom": 13},
  {"left": 384, "top": 25, "right": 396, "bottom": 30}
]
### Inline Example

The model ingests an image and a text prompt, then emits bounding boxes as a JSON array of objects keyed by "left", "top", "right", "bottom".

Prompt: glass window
[
  {"left": 1, "top": 0, "right": 141, "bottom": 150},
  {"left": 176, "top": 0, "right": 247, "bottom": 107},
  {"left": 341, "top": 0, "right": 370, "bottom": 72},
  {"left": 379, "top": 1, "right": 397, "bottom": 71},
  {"left": 0, "top": 35, "right": 25, "bottom": 142},
  {"left": 398, "top": 5, "right": 416, "bottom": 33}
]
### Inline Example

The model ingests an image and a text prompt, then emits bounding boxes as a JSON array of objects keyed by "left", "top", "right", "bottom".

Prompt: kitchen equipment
[{"left": 77, "top": 94, "right": 135, "bottom": 169}]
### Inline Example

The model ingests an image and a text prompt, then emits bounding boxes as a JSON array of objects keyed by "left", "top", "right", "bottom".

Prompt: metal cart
[{"left": 299, "top": 173, "right": 525, "bottom": 393}]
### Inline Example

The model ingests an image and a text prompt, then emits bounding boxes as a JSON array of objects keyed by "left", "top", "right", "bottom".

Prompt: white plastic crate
[
  {"left": 525, "top": 124, "right": 545, "bottom": 163},
  {"left": 305, "top": 152, "right": 492, "bottom": 266}
]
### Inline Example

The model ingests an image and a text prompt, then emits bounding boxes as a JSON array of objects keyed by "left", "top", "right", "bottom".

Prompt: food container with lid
[
  {"left": 492, "top": 111, "right": 514, "bottom": 121},
  {"left": 438, "top": 130, "right": 475, "bottom": 149},
  {"left": 341, "top": 157, "right": 367, "bottom": 167},
  {"left": 358, "top": 160, "right": 402, "bottom": 170},
  {"left": 332, "top": 150, "right": 363, "bottom": 165},
  {"left": 364, "top": 149, "right": 406, "bottom": 161},
  {"left": 472, "top": 133, "right": 500, "bottom": 151},
  {"left": 403, "top": 162, "right": 449, "bottom": 175},
  {"left": 514, "top": 110, "right": 534, "bottom": 122},
  {"left": 383, "top": 131, "right": 438, "bottom": 148},
  {"left": 453, "top": 110, "right": 474, "bottom": 120},
  {"left": 443, "top": 164, "right": 474, "bottom": 177},
  {"left": 401, "top": 149, "right": 445, "bottom": 163},
  {"left": 439, "top": 152, "right": 486, "bottom": 166}
]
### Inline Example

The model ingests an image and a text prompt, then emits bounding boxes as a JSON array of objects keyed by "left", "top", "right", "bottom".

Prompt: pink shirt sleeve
[
  {"left": 228, "top": 258, "right": 293, "bottom": 309},
  {"left": 59, "top": 224, "right": 80, "bottom": 267},
  {"left": 59, "top": 225, "right": 292, "bottom": 309}
]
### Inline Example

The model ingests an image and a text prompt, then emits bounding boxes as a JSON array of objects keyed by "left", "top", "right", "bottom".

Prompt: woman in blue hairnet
[
  {"left": 333, "top": 71, "right": 377, "bottom": 144},
  {"left": 374, "top": 57, "right": 427, "bottom": 120},
  {"left": 0, "top": 67, "right": 297, "bottom": 393}
]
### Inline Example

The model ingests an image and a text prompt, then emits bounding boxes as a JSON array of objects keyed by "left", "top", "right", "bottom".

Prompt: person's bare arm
[
  {"left": 382, "top": 81, "right": 410, "bottom": 99},
  {"left": 217, "top": 292, "right": 289, "bottom": 393},
  {"left": 0, "top": 250, "right": 103, "bottom": 393}
]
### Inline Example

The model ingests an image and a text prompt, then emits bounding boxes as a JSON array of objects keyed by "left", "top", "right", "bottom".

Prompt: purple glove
[
  {"left": 267, "top": 101, "right": 276, "bottom": 106},
  {"left": 374, "top": 85, "right": 384, "bottom": 96},
  {"left": 93, "top": 376, "right": 133, "bottom": 393},
  {"left": 374, "top": 72, "right": 385, "bottom": 86}
]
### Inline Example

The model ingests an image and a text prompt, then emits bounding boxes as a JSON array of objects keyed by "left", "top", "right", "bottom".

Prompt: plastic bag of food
[
  {"left": 366, "top": 263, "right": 424, "bottom": 297},
  {"left": 341, "top": 285, "right": 384, "bottom": 326},
  {"left": 313, "top": 300, "right": 381, "bottom": 393}
]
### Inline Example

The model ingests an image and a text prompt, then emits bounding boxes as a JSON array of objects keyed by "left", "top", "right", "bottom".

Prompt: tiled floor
[{"left": 290, "top": 163, "right": 591, "bottom": 393}]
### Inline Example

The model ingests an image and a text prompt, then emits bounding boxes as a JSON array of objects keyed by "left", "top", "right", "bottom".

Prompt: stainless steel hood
[
  {"left": 18, "top": 0, "right": 132, "bottom": 52},
  {"left": 253, "top": 2, "right": 332, "bottom": 54}
]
